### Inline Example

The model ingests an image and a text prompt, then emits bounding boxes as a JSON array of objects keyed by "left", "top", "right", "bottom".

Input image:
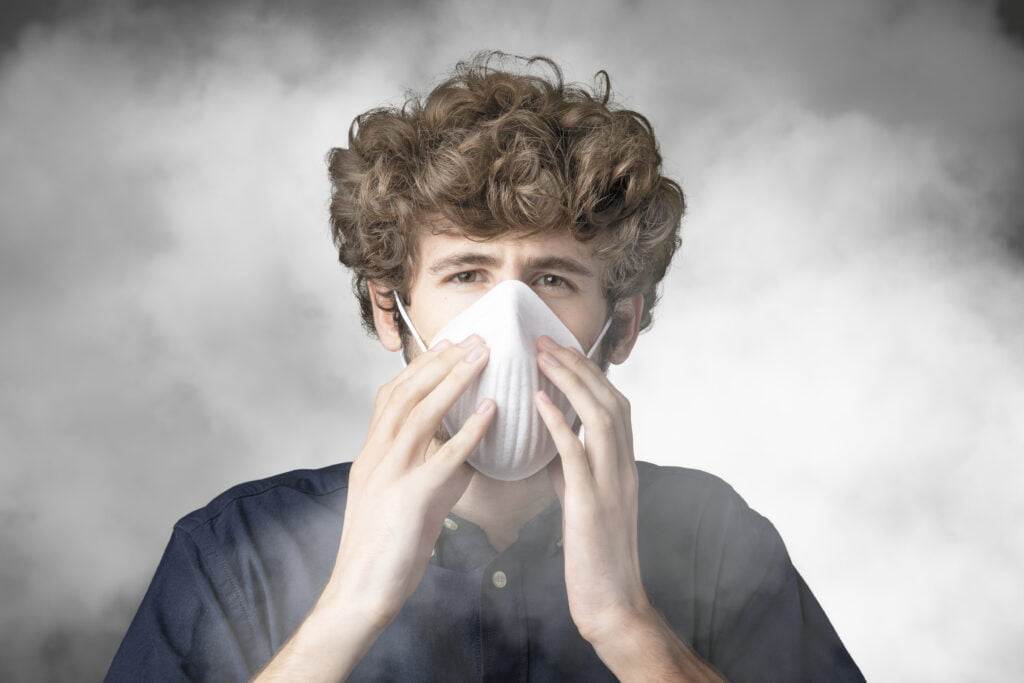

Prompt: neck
[{"left": 425, "top": 437, "right": 557, "bottom": 553}]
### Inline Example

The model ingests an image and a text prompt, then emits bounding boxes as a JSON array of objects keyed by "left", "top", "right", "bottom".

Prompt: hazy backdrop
[{"left": 2, "top": 0, "right": 1023, "bottom": 679}]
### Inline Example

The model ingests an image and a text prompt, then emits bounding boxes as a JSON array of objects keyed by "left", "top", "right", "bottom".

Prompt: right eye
[{"left": 448, "top": 271, "right": 481, "bottom": 284}]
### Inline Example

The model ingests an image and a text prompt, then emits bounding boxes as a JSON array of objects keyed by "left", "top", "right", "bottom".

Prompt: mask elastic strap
[
  {"left": 395, "top": 287, "right": 611, "bottom": 360},
  {"left": 585, "top": 316, "right": 614, "bottom": 359},
  {"left": 391, "top": 290, "right": 428, "bottom": 364}
]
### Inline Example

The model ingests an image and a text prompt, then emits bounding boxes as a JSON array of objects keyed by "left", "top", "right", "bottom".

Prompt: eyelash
[{"left": 447, "top": 271, "right": 574, "bottom": 291}]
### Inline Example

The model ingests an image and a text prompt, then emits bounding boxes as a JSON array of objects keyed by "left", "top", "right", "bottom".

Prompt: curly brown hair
[{"left": 327, "top": 50, "right": 685, "bottom": 350}]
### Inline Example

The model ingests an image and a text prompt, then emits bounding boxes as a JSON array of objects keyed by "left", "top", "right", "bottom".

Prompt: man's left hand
[{"left": 533, "top": 333, "right": 652, "bottom": 644}]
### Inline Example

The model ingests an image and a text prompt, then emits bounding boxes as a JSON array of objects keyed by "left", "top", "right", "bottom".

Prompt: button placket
[{"left": 480, "top": 558, "right": 527, "bottom": 681}]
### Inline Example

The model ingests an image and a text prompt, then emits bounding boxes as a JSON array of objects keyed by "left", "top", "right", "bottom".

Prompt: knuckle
[
  {"left": 449, "top": 356, "right": 474, "bottom": 376},
  {"left": 450, "top": 363, "right": 482, "bottom": 388},
  {"left": 442, "top": 431, "right": 468, "bottom": 453},
  {"left": 597, "top": 388, "right": 619, "bottom": 409},
  {"left": 449, "top": 421, "right": 472, "bottom": 442},
  {"left": 402, "top": 403, "right": 423, "bottom": 429},
  {"left": 459, "top": 415, "right": 488, "bottom": 441},
  {"left": 441, "top": 345, "right": 467, "bottom": 364},
  {"left": 437, "top": 437, "right": 467, "bottom": 462},
  {"left": 409, "top": 400, "right": 439, "bottom": 428},
  {"left": 590, "top": 409, "right": 614, "bottom": 431},
  {"left": 389, "top": 379, "right": 416, "bottom": 405}
]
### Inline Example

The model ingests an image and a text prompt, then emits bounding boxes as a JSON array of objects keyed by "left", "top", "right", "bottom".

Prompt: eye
[
  {"left": 535, "top": 274, "right": 571, "bottom": 290},
  {"left": 448, "top": 270, "right": 481, "bottom": 284}
]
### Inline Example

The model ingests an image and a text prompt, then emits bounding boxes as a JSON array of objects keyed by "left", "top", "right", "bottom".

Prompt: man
[{"left": 107, "top": 51, "right": 864, "bottom": 681}]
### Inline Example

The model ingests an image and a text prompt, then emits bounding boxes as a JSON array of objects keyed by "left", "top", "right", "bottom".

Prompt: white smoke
[{"left": 1, "top": 0, "right": 1021, "bottom": 679}]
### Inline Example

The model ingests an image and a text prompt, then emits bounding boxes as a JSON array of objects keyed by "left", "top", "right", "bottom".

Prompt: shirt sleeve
[
  {"left": 105, "top": 525, "right": 256, "bottom": 682},
  {"left": 709, "top": 497, "right": 865, "bottom": 683}
]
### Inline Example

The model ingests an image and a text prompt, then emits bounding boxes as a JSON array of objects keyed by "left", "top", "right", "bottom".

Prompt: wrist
[
  {"left": 586, "top": 603, "right": 725, "bottom": 683},
  {"left": 254, "top": 575, "right": 396, "bottom": 681},
  {"left": 318, "top": 574, "right": 397, "bottom": 632},
  {"left": 583, "top": 601, "right": 659, "bottom": 650}
]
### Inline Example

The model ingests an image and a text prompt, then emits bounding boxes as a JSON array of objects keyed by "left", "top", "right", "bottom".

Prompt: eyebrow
[{"left": 427, "top": 252, "right": 595, "bottom": 278}]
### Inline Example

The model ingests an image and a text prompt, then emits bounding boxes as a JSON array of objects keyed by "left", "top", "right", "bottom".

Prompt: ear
[
  {"left": 608, "top": 294, "right": 644, "bottom": 365},
  {"left": 369, "top": 280, "right": 404, "bottom": 352}
]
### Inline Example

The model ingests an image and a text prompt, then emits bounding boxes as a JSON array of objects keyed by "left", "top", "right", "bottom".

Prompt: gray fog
[{"left": 1, "top": 0, "right": 1022, "bottom": 679}]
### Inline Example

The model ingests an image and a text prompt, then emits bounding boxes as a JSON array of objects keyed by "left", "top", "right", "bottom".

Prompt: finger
[
  {"left": 537, "top": 336, "right": 634, "bottom": 493},
  {"left": 538, "top": 336, "right": 633, "bottom": 473},
  {"left": 617, "top": 396, "right": 637, "bottom": 489},
  {"left": 546, "top": 457, "right": 568, "bottom": 547},
  {"left": 369, "top": 338, "right": 453, "bottom": 434},
  {"left": 392, "top": 343, "right": 491, "bottom": 467},
  {"left": 359, "top": 337, "right": 478, "bottom": 478},
  {"left": 373, "top": 335, "right": 484, "bottom": 441},
  {"left": 419, "top": 398, "right": 496, "bottom": 487},
  {"left": 536, "top": 350, "right": 621, "bottom": 491},
  {"left": 534, "top": 389, "right": 594, "bottom": 500},
  {"left": 546, "top": 456, "right": 566, "bottom": 508},
  {"left": 537, "top": 335, "right": 623, "bottom": 412}
]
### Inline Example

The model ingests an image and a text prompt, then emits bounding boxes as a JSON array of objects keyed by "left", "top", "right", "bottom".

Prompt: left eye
[
  {"left": 537, "top": 274, "right": 567, "bottom": 288},
  {"left": 450, "top": 271, "right": 478, "bottom": 283},
  {"left": 447, "top": 272, "right": 569, "bottom": 289}
]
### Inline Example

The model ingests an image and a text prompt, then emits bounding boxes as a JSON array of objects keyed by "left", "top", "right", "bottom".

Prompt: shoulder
[
  {"left": 636, "top": 459, "right": 740, "bottom": 500},
  {"left": 174, "top": 461, "right": 354, "bottom": 538},
  {"left": 635, "top": 460, "right": 794, "bottom": 631},
  {"left": 635, "top": 459, "right": 784, "bottom": 578},
  {"left": 635, "top": 459, "right": 766, "bottom": 528}
]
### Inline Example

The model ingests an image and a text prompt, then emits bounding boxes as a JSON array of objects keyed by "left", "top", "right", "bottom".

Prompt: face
[
  {"left": 369, "top": 222, "right": 644, "bottom": 450},
  {"left": 389, "top": 227, "right": 614, "bottom": 365}
]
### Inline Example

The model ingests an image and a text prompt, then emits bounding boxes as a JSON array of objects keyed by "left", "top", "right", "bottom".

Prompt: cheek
[
  {"left": 551, "top": 301, "right": 606, "bottom": 348},
  {"left": 418, "top": 292, "right": 477, "bottom": 343}
]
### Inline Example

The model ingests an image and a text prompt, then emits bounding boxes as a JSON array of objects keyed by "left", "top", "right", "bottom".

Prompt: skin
[
  {"left": 386, "top": 227, "right": 631, "bottom": 553},
  {"left": 254, "top": 223, "right": 725, "bottom": 682}
]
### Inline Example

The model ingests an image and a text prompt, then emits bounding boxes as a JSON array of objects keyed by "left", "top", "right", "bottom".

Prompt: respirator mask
[{"left": 393, "top": 279, "right": 612, "bottom": 481}]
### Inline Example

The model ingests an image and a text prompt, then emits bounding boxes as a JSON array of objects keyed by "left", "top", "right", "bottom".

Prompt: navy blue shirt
[{"left": 106, "top": 460, "right": 864, "bottom": 681}]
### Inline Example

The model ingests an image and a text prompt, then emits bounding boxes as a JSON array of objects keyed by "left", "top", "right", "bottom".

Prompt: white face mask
[{"left": 392, "top": 279, "right": 612, "bottom": 481}]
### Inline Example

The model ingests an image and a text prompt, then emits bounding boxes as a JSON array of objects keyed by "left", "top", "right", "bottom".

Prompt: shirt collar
[{"left": 433, "top": 495, "right": 564, "bottom": 572}]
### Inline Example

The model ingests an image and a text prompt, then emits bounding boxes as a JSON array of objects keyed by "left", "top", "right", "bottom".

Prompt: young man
[{"left": 107, "top": 52, "right": 864, "bottom": 681}]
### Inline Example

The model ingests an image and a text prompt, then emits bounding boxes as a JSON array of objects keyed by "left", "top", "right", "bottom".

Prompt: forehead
[{"left": 414, "top": 223, "right": 597, "bottom": 268}]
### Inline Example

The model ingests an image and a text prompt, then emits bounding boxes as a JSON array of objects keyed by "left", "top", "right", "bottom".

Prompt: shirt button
[
  {"left": 555, "top": 536, "right": 563, "bottom": 547},
  {"left": 443, "top": 517, "right": 459, "bottom": 531},
  {"left": 491, "top": 570, "right": 507, "bottom": 589}
]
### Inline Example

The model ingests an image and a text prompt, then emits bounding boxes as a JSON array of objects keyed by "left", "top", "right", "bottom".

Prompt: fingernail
[
  {"left": 475, "top": 398, "right": 494, "bottom": 414},
  {"left": 537, "top": 335, "right": 558, "bottom": 350},
  {"left": 465, "top": 344, "right": 488, "bottom": 362},
  {"left": 435, "top": 339, "right": 452, "bottom": 350},
  {"left": 535, "top": 389, "right": 552, "bottom": 405},
  {"left": 459, "top": 334, "right": 482, "bottom": 348},
  {"left": 538, "top": 351, "right": 560, "bottom": 367}
]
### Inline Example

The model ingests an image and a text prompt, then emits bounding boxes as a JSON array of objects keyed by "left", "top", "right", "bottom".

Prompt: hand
[
  {"left": 533, "top": 334, "right": 652, "bottom": 644},
  {"left": 325, "top": 335, "right": 496, "bottom": 626}
]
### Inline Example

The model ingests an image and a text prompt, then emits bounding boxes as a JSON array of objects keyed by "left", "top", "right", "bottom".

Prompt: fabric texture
[{"left": 105, "top": 460, "right": 865, "bottom": 682}]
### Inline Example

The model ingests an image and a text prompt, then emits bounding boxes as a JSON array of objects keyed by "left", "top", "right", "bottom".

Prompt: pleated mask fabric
[{"left": 393, "top": 279, "right": 612, "bottom": 481}]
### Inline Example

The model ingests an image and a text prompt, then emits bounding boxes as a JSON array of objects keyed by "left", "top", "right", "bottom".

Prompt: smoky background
[{"left": 1, "top": 0, "right": 1022, "bottom": 679}]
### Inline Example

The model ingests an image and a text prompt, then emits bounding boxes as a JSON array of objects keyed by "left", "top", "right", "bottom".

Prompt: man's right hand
[
  {"left": 324, "top": 333, "right": 494, "bottom": 625},
  {"left": 254, "top": 334, "right": 493, "bottom": 681}
]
